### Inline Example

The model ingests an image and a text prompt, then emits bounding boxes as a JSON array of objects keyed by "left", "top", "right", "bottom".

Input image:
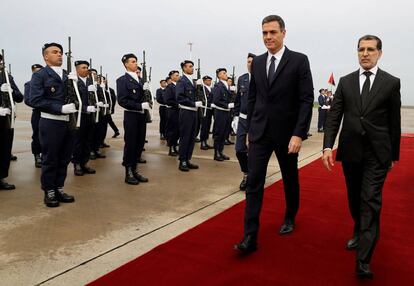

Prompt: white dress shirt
[
  {"left": 266, "top": 46, "right": 286, "bottom": 77},
  {"left": 184, "top": 73, "right": 193, "bottom": 82},
  {"left": 220, "top": 80, "right": 229, "bottom": 90},
  {"left": 127, "top": 71, "right": 140, "bottom": 83},
  {"left": 50, "top": 66, "right": 63, "bottom": 79},
  {"left": 359, "top": 65, "right": 378, "bottom": 93}
]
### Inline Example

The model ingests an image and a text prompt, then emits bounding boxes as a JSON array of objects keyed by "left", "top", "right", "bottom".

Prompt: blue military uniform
[
  {"left": 317, "top": 92, "right": 328, "bottom": 132},
  {"left": 24, "top": 79, "right": 42, "bottom": 166},
  {"left": 156, "top": 87, "right": 167, "bottom": 139},
  {"left": 0, "top": 72, "right": 23, "bottom": 189},
  {"left": 176, "top": 74, "right": 198, "bottom": 170},
  {"left": 116, "top": 71, "right": 148, "bottom": 184},
  {"left": 199, "top": 84, "right": 214, "bottom": 149},
  {"left": 212, "top": 80, "right": 232, "bottom": 160},
  {"left": 28, "top": 65, "right": 75, "bottom": 204},
  {"left": 106, "top": 86, "right": 120, "bottom": 137},
  {"left": 164, "top": 82, "right": 179, "bottom": 155}
]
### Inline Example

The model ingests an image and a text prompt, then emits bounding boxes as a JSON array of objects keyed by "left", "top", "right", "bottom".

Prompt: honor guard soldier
[
  {"left": 156, "top": 79, "right": 168, "bottom": 140},
  {"left": 71, "top": 60, "right": 97, "bottom": 176},
  {"left": 0, "top": 54, "right": 23, "bottom": 190},
  {"left": 28, "top": 43, "right": 75, "bottom": 207},
  {"left": 212, "top": 68, "right": 233, "bottom": 161},
  {"left": 105, "top": 79, "right": 120, "bottom": 138},
  {"left": 24, "top": 64, "right": 44, "bottom": 168},
  {"left": 224, "top": 77, "right": 236, "bottom": 145},
  {"left": 232, "top": 53, "right": 256, "bottom": 190},
  {"left": 116, "top": 53, "right": 149, "bottom": 185},
  {"left": 164, "top": 71, "right": 180, "bottom": 156},
  {"left": 199, "top": 75, "right": 214, "bottom": 150},
  {"left": 176, "top": 60, "right": 202, "bottom": 171}
]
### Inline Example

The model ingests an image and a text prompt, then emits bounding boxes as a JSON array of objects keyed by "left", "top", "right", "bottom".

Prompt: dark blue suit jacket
[
  {"left": 212, "top": 81, "right": 231, "bottom": 109},
  {"left": 116, "top": 73, "right": 144, "bottom": 111},
  {"left": 164, "top": 83, "right": 178, "bottom": 109},
  {"left": 247, "top": 47, "right": 314, "bottom": 145},
  {"left": 77, "top": 78, "right": 90, "bottom": 113},
  {"left": 28, "top": 66, "right": 68, "bottom": 115},
  {"left": 235, "top": 73, "right": 250, "bottom": 116},
  {"left": 176, "top": 75, "right": 196, "bottom": 107},
  {"left": 156, "top": 88, "right": 165, "bottom": 105}
]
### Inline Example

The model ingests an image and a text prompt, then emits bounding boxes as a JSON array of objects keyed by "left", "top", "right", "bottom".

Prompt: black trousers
[
  {"left": 317, "top": 108, "right": 327, "bottom": 130},
  {"left": 178, "top": 109, "right": 197, "bottom": 162},
  {"left": 342, "top": 146, "right": 388, "bottom": 263},
  {"left": 195, "top": 109, "right": 203, "bottom": 139},
  {"left": 0, "top": 117, "right": 13, "bottom": 179},
  {"left": 107, "top": 114, "right": 119, "bottom": 133},
  {"left": 200, "top": 108, "right": 213, "bottom": 141},
  {"left": 166, "top": 108, "right": 179, "bottom": 147},
  {"left": 72, "top": 114, "right": 94, "bottom": 165},
  {"left": 213, "top": 110, "right": 230, "bottom": 153},
  {"left": 244, "top": 133, "right": 300, "bottom": 236},
  {"left": 236, "top": 118, "right": 248, "bottom": 173},
  {"left": 159, "top": 106, "right": 167, "bottom": 136},
  {"left": 95, "top": 114, "right": 109, "bottom": 148},
  {"left": 122, "top": 111, "right": 145, "bottom": 167},
  {"left": 31, "top": 109, "right": 42, "bottom": 155},
  {"left": 39, "top": 118, "right": 74, "bottom": 190}
]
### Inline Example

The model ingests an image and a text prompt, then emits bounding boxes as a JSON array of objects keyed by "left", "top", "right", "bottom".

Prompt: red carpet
[{"left": 89, "top": 137, "right": 414, "bottom": 286}]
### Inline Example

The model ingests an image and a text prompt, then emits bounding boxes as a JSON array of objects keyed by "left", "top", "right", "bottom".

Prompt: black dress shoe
[
  {"left": 10, "top": 154, "right": 17, "bottom": 161},
  {"left": 214, "top": 150, "right": 224, "bottom": 161},
  {"left": 346, "top": 236, "right": 359, "bottom": 250},
  {"left": 95, "top": 151, "right": 106, "bottom": 159},
  {"left": 0, "top": 179, "right": 15, "bottom": 190},
  {"left": 279, "top": 219, "right": 295, "bottom": 235},
  {"left": 90, "top": 151, "right": 97, "bottom": 160},
  {"left": 112, "top": 131, "right": 120, "bottom": 138},
  {"left": 74, "top": 164, "right": 84, "bottom": 176},
  {"left": 160, "top": 134, "right": 166, "bottom": 140},
  {"left": 44, "top": 190, "right": 59, "bottom": 207},
  {"left": 220, "top": 153, "right": 230, "bottom": 160},
  {"left": 169, "top": 146, "right": 178, "bottom": 156},
  {"left": 125, "top": 167, "right": 139, "bottom": 185},
  {"left": 145, "top": 139, "right": 148, "bottom": 143},
  {"left": 82, "top": 165, "right": 96, "bottom": 174},
  {"left": 234, "top": 234, "right": 257, "bottom": 254},
  {"left": 138, "top": 157, "right": 147, "bottom": 164},
  {"left": 239, "top": 174, "right": 248, "bottom": 191},
  {"left": 187, "top": 161, "right": 199, "bottom": 169},
  {"left": 356, "top": 261, "right": 373, "bottom": 279},
  {"left": 132, "top": 167, "right": 149, "bottom": 182},
  {"left": 179, "top": 161, "right": 189, "bottom": 172},
  {"left": 224, "top": 139, "right": 232, "bottom": 145},
  {"left": 34, "top": 154, "right": 42, "bottom": 168},
  {"left": 55, "top": 188, "right": 75, "bottom": 203},
  {"left": 195, "top": 138, "right": 201, "bottom": 143},
  {"left": 200, "top": 141, "right": 209, "bottom": 150}
]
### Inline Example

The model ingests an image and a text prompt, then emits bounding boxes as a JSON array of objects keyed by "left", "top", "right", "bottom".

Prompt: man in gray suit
[{"left": 322, "top": 35, "right": 401, "bottom": 279}]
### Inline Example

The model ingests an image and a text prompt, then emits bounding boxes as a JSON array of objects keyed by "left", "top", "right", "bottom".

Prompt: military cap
[
  {"left": 137, "top": 66, "right": 142, "bottom": 71},
  {"left": 247, "top": 53, "right": 257, "bottom": 58},
  {"left": 216, "top": 68, "right": 227, "bottom": 76},
  {"left": 42, "top": 42, "right": 63, "bottom": 54},
  {"left": 180, "top": 60, "right": 194, "bottom": 69},
  {"left": 168, "top": 70, "right": 179, "bottom": 77},
  {"left": 121, "top": 53, "right": 137, "bottom": 64},
  {"left": 89, "top": 68, "right": 98, "bottom": 73},
  {"left": 202, "top": 75, "right": 212, "bottom": 80},
  {"left": 31, "top": 64, "right": 44, "bottom": 70},
  {"left": 75, "top": 60, "right": 90, "bottom": 67}
]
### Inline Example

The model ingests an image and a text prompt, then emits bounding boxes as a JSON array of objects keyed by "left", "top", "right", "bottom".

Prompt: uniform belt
[
  {"left": 179, "top": 104, "right": 197, "bottom": 112},
  {"left": 40, "top": 112, "right": 69, "bottom": 122},
  {"left": 125, "top": 109, "right": 145, "bottom": 114},
  {"left": 239, "top": 113, "right": 247, "bottom": 119},
  {"left": 159, "top": 104, "right": 168, "bottom": 107},
  {"left": 211, "top": 104, "right": 230, "bottom": 112}
]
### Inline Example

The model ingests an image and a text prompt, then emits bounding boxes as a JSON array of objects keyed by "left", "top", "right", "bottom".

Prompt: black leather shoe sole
[
  {"left": 44, "top": 200, "right": 60, "bottom": 208},
  {"left": 279, "top": 224, "right": 295, "bottom": 235},
  {"left": 125, "top": 179, "right": 139, "bottom": 185},
  {"left": 234, "top": 243, "right": 257, "bottom": 254},
  {"left": 179, "top": 166, "right": 189, "bottom": 172},
  {"left": 214, "top": 156, "right": 224, "bottom": 161}
]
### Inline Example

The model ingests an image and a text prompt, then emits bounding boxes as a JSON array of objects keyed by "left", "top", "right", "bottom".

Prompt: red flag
[{"left": 328, "top": 73, "right": 335, "bottom": 86}]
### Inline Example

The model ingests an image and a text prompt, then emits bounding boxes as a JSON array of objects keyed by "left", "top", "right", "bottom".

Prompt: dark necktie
[
  {"left": 268, "top": 56, "right": 276, "bottom": 84},
  {"left": 361, "top": 71, "right": 373, "bottom": 107}
]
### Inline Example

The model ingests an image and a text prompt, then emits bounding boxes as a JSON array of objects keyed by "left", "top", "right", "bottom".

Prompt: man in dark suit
[
  {"left": 156, "top": 79, "right": 168, "bottom": 140},
  {"left": 164, "top": 71, "right": 180, "bottom": 156},
  {"left": 234, "top": 15, "right": 314, "bottom": 253},
  {"left": 322, "top": 35, "right": 401, "bottom": 279}
]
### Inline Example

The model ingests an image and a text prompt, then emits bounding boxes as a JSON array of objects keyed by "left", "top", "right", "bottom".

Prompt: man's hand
[
  {"left": 322, "top": 149, "right": 335, "bottom": 171},
  {"left": 288, "top": 136, "right": 302, "bottom": 154}
]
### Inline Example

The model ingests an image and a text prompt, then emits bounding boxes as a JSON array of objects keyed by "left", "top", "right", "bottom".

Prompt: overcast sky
[{"left": 2, "top": 0, "right": 413, "bottom": 105}]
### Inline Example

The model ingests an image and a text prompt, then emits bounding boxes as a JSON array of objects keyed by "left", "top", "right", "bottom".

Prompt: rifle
[
  {"left": 65, "top": 37, "right": 82, "bottom": 130},
  {"left": 142, "top": 50, "right": 153, "bottom": 123},
  {"left": 230, "top": 65, "right": 237, "bottom": 103},
  {"left": 106, "top": 73, "right": 113, "bottom": 114},
  {"left": 89, "top": 58, "right": 100, "bottom": 123},
  {"left": 195, "top": 58, "right": 207, "bottom": 116},
  {"left": 0, "top": 49, "right": 15, "bottom": 129},
  {"left": 99, "top": 66, "right": 108, "bottom": 116}
]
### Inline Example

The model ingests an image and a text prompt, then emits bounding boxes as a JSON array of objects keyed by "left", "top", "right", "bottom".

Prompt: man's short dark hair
[
  {"left": 262, "top": 15, "right": 285, "bottom": 30},
  {"left": 358, "top": 35, "right": 382, "bottom": 50}
]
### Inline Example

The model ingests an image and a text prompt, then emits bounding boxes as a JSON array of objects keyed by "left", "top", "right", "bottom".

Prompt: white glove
[
  {"left": 97, "top": 101, "right": 104, "bottom": 107},
  {"left": 68, "top": 72, "right": 78, "bottom": 81},
  {"left": 196, "top": 79, "right": 203, "bottom": 86},
  {"left": 321, "top": 105, "right": 329, "bottom": 110},
  {"left": 0, "top": 107, "right": 11, "bottom": 116},
  {"left": 229, "top": 86, "right": 237, "bottom": 92},
  {"left": 104, "top": 103, "right": 109, "bottom": 108},
  {"left": 143, "top": 83, "right": 150, "bottom": 91},
  {"left": 88, "top": 85, "right": 97, "bottom": 92},
  {"left": 231, "top": 116, "right": 239, "bottom": 134},
  {"left": 100, "top": 83, "right": 106, "bottom": 89},
  {"left": 195, "top": 101, "right": 203, "bottom": 107},
  {"left": 141, "top": 102, "right": 151, "bottom": 110},
  {"left": 1, "top": 83, "right": 11, "bottom": 92},
  {"left": 228, "top": 103, "right": 235, "bottom": 109},
  {"left": 61, "top": 103, "right": 76, "bottom": 114},
  {"left": 87, "top": 106, "right": 96, "bottom": 113}
]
